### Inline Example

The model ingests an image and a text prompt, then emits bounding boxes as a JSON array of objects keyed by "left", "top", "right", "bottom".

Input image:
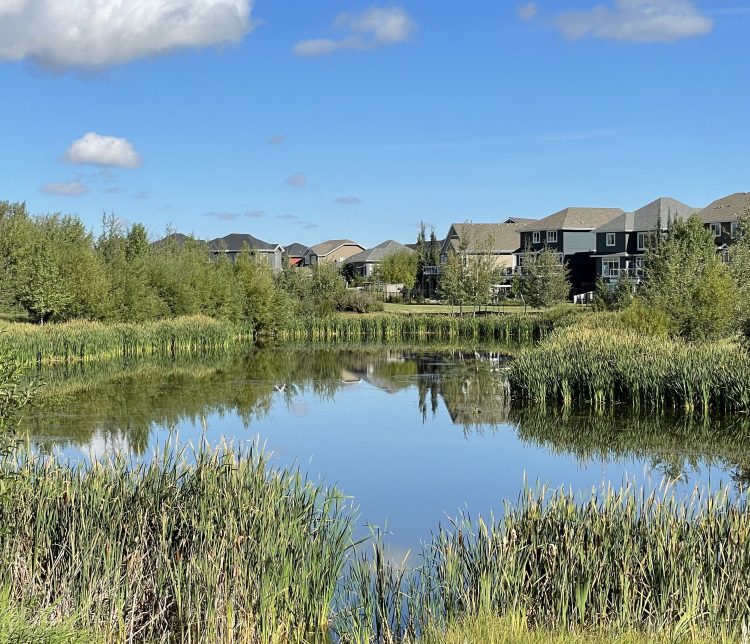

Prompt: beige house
[
  {"left": 304, "top": 239, "right": 366, "bottom": 267},
  {"left": 439, "top": 219, "right": 534, "bottom": 275}
]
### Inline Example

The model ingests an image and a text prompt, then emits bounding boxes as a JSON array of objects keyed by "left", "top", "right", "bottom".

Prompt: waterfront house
[
  {"left": 284, "top": 242, "right": 309, "bottom": 267},
  {"left": 207, "top": 233, "right": 285, "bottom": 272},
  {"left": 304, "top": 239, "right": 366, "bottom": 267},
  {"left": 592, "top": 197, "right": 699, "bottom": 284},
  {"left": 698, "top": 192, "right": 750, "bottom": 259},
  {"left": 342, "top": 240, "right": 415, "bottom": 278},
  {"left": 516, "top": 207, "right": 623, "bottom": 292}
]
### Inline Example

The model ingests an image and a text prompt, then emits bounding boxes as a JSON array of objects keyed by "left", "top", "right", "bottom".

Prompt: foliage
[
  {"left": 620, "top": 298, "right": 671, "bottom": 336},
  {"left": 437, "top": 249, "right": 467, "bottom": 309},
  {"left": 373, "top": 249, "right": 418, "bottom": 289},
  {"left": 513, "top": 247, "right": 571, "bottom": 308},
  {"left": 593, "top": 275, "right": 635, "bottom": 311},
  {"left": 335, "top": 290, "right": 385, "bottom": 313},
  {"left": 642, "top": 216, "right": 738, "bottom": 340},
  {"left": 728, "top": 213, "right": 750, "bottom": 337},
  {"left": 0, "top": 443, "right": 354, "bottom": 642}
]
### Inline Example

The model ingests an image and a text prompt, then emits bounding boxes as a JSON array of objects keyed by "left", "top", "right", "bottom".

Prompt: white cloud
[
  {"left": 268, "top": 134, "right": 287, "bottom": 145},
  {"left": 41, "top": 180, "right": 88, "bottom": 196},
  {"left": 517, "top": 3, "right": 539, "bottom": 21},
  {"left": 293, "top": 6, "right": 416, "bottom": 57},
  {"left": 0, "top": 0, "right": 254, "bottom": 69},
  {"left": 285, "top": 172, "right": 308, "bottom": 188},
  {"left": 554, "top": 0, "right": 713, "bottom": 43},
  {"left": 336, "top": 196, "right": 361, "bottom": 205},
  {"left": 65, "top": 132, "right": 142, "bottom": 168}
]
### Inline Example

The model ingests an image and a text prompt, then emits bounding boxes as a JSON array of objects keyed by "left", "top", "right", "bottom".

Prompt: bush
[
  {"left": 620, "top": 298, "right": 671, "bottom": 336},
  {"left": 335, "top": 290, "right": 384, "bottom": 313}
]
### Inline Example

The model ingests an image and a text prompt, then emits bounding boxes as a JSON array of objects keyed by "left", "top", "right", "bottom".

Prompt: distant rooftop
[
  {"left": 307, "top": 239, "right": 363, "bottom": 256},
  {"left": 522, "top": 207, "right": 624, "bottom": 231},
  {"left": 698, "top": 192, "right": 750, "bottom": 224},
  {"left": 595, "top": 197, "right": 700, "bottom": 234},
  {"left": 344, "top": 240, "right": 414, "bottom": 264}
]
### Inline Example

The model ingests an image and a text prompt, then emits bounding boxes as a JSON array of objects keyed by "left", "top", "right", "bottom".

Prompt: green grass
[
  {"left": 420, "top": 615, "right": 734, "bottom": 644},
  {"left": 382, "top": 303, "right": 535, "bottom": 315}
]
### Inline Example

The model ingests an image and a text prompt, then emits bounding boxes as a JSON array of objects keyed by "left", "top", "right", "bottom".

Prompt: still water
[{"left": 22, "top": 345, "right": 748, "bottom": 550}]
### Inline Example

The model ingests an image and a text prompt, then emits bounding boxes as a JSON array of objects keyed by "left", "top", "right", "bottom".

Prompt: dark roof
[
  {"left": 698, "top": 192, "right": 750, "bottom": 224},
  {"left": 521, "top": 207, "right": 623, "bottom": 232},
  {"left": 595, "top": 197, "right": 699, "bottom": 234},
  {"left": 444, "top": 222, "right": 528, "bottom": 254},
  {"left": 152, "top": 233, "right": 205, "bottom": 248},
  {"left": 502, "top": 217, "right": 536, "bottom": 224},
  {"left": 344, "top": 240, "right": 415, "bottom": 265},
  {"left": 405, "top": 238, "right": 444, "bottom": 252},
  {"left": 284, "top": 242, "right": 309, "bottom": 257},
  {"left": 207, "top": 233, "right": 279, "bottom": 252}
]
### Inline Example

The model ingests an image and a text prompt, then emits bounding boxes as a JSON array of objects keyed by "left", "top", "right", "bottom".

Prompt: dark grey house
[
  {"left": 516, "top": 207, "right": 623, "bottom": 291},
  {"left": 698, "top": 192, "right": 750, "bottom": 259},
  {"left": 592, "top": 197, "right": 699, "bottom": 284},
  {"left": 207, "top": 234, "right": 284, "bottom": 272}
]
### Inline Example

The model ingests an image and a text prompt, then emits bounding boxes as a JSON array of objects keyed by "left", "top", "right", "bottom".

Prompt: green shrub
[{"left": 620, "top": 298, "right": 670, "bottom": 336}]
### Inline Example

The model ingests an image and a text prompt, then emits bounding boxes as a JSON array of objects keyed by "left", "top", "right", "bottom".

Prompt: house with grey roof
[
  {"left": 284, "top": 242, "right": 309, "bottom": 267},
  {"left": 342, "top": 240, "right": 415, "bottom": 278},
  {"left": 303, "top": 239, "right": 366, "bottom": 267},
  {"left": 440, "top": 220, "right": 530, "bottom": 276},
  {"left": 516, "top": 207, "right": 624, "bottom": 291},
  {"left": 592, "top": 197, "right": 700, "bottom": 284},
  {"left": 207, "top": 233, "right": 285, "bottom": 271},
  {"left": 698, "top": 193, "right": 750, "bottom": 256}
]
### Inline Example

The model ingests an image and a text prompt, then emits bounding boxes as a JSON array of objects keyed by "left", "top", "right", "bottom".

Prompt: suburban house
[
  {"left": 516, "top": 207, "right": 623, "bottom": 291},
  {"left": 303, "top": 239, "right": 366, "bottom": 267},
  {"left": 207, "top": 234, "right": 284, "bottom": 271},
  {"left": 592, "top": 197, "right": 700, "bottom": 284},
  {"left": 342, "top": 240, "right": 415, "bottom": 278},
  {"left": 405, "top": 235, "right": 445, "bottom": 298},
  {"left": 698, "top": 192, "right": 750, "bottom": 259},
  {"left": 440, "top": 219, "right": 534, "bottom": 276},
  {"left": 284, "top": 243, "right": 309, "bottom": 267}
]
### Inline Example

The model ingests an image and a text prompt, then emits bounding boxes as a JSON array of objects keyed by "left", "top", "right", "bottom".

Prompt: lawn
[{"left": 383, "top": 302, "right": 536, "bottom": 314}]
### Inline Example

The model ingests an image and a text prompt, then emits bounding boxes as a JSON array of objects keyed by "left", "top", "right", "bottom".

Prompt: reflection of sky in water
[{"left": 30, "top": 363, "right": 738, "bottom": 551}]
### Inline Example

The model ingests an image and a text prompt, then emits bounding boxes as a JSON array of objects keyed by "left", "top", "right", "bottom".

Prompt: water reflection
[{"left": 21, "top": 345, "right": 750, "bottom": 546}]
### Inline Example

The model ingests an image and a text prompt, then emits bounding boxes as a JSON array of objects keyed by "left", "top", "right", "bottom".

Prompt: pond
[{"left": 22, "top": 345, "right": 750, "bottom": 551}]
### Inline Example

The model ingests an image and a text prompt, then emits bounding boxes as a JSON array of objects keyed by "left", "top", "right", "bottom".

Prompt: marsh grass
[
  {"left": 0, "top": 442, "right": 355, "bottom": 643},
  {"left": 509, "top": 325, "right": 750, "bottom": 414}
]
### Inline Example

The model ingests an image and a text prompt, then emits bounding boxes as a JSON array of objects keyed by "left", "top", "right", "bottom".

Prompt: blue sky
[{"left": 0, "top": 0, "right": 748, "bottom": 248}]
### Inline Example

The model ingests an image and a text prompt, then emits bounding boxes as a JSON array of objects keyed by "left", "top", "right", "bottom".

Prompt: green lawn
[{"left": 383, "top": 302, "right": 536, "bottom": 314}]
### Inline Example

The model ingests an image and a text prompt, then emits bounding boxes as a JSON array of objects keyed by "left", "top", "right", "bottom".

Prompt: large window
[
  {"left": 532, "top": 231, "right": 540, "bottom": 244},
  {"left": 731, "top": 221, "right": 739, "bottom": 237},
  {"left": 605, "top": 233, "right": 616, "bottom": 247},
  {"left": 637, "top": 232, "right": 646, "bottom": 251},
  {"left": 602, "top": 258, "right": 620, "bottom": 278},
  {"left": 546, "top": 230, "right": 558, "bottom": 243},
  {"left": 710, "top": 223, "right": 722, "bottom": 238}
]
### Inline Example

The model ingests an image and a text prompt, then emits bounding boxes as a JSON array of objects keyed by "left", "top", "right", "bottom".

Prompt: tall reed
[{"left": 0, "top": 442, "right": 354, "bottom": 643}]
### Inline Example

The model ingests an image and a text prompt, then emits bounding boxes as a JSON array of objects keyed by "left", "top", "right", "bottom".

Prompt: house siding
[{"left": 562, "top": 231, "right": 596, "bottom": 255}]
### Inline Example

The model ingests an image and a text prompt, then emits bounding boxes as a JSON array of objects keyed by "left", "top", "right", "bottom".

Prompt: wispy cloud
[
  {"left": 203, "top": 209, "right": 267, "bottom": 220},
  {"left": 0, "top": 0, "right": 255, "bottom": 70},
  {"left": 285, "top": 172, "right": 308, "bottom": 188},
  {"left": 104, "top": 186, "right": 124, "bottom": 194},
  {"left": 41, "top": 180, "right": 88, "bottom": 196},
  {"left": 268, "top": 134, "right": 287, "bottom": 145},
  {"left": 293, "top": 6, "right": 416, "bottom": 57},
  {"left": 65, "top": 132, "right": 142, "bottom": 168},
  {"left": 552, "top": 0, "right": 713, "bottom": 43},
  {"left": 275, "top": 214, "right": 298, "bottom": 221},
  {"left": 517, "top": 3, "right": 539, "bottom": 21},
  {"left": 336, "top": 196, "right": 362, "bottom": 205},
  {"left": 132, "top": 191, "right": 150, "bottom": 200},
  {"left": 246, "top": 210, "right": 266, "bottom": 218}
]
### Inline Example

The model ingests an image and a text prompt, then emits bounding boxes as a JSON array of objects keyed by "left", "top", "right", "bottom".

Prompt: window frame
[
  {"left": 731, "top": 221, "right": 739, "bottom": 237},
  {"left": 710, "top": 223, "right": 722, "bottom": 238},
  {"left": 637, "top": 232, "right": 646, "bottom": 251},
  {"left": 602, "top": 258, "right": 620, "bottom": 278},
  {"left": 532, "top": 231, "right": 540, "bottom": 244},
  {"left": 605, "top": 232, "right": 616, "bottom": 247},
  {"left": 546, "top": 230, "right": 558, "bottom": 244}
]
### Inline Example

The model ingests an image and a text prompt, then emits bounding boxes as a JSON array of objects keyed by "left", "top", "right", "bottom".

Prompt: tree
[
  {"left": 513, "top": 247, "right": 570, "bottom": 308},
  {"left": 642, "top": 216, "right": 738, "bottom": 340},
  {"left": 438, "top": 250, "right": 467, "bottom": 313},
  {"left": 373, "top": 250, "right": 418, "bottom": 289},
  {"left": 461, "top": 230, "right": 498, "bottom": 314},
  {"left": 727, "top": 211, "right": 750, "bottom": 337}
]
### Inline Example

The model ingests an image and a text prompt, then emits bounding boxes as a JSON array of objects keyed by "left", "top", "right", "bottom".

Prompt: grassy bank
[
  {"left": 0, "top": 315, "right": 248, "bottom": 364},
  {"left": 509, "top": 323, "right": 750, "bottom": 414},
  {"left": 0, "top": 443, "right": 353, "bottom": 642}
]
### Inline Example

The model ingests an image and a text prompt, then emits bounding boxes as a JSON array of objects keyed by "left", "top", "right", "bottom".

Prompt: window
[
  {"left": 546, "top": 230, "right": 558, "bottom": 243},
  {"left": 602, "top": 258, "right": 620, "bottom": 278},
  {"left": 634, "top": 257, "right": 645, "bottom": 277},
  {"left": 731, "top": 221, "right": 739, "bottom": 237},
  {"left": 532, "top": 231, "right": 540, "bottom": 244},
  {"left": 605, "top": 233, "right": 616, "bottom": 247},
  {"left": 637, "top": 232, "right": 646, "bottom": 251},
  {"left": 710, "top": 223, "right": 722, "bottom": 238}
]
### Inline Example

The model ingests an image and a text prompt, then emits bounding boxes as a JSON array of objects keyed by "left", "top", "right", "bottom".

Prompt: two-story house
[
  {"left": 697, "top": 192, "right": 750, "bottom": 260},
  {"left": 342, "top": 240, "right": 415, "bottom": 278},
  {"left": 592, "top": 197, "right": 699, "bottom": 284},
  {"left": 303, "top": 239, "right": 366, "bottom": 267},
  {"left": 516, "top": 207, "right": 623, "bottom": 291},
  {"left": 439, "top": 219, "right": 534, "bottom": 276}
]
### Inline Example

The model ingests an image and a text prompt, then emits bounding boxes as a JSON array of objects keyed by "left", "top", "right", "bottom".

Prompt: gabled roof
[
  {"left": 698, "top": 192, "right": 750, "bottom": 224},
  {"left": 152, "top": 232, "right": 203, "bottom": 248},
  {"left": 595, "top": 197, "right": 699, "bottom": 234},
  {"left": 207, "top": 233, "right": 281, "bottom": 252},
  {"left": 405, "top": 238, "right": 444, "bottom": 252},
  {"left": 521, "top": 207, "right": 623, "bottom": 232},
  {"left": 502, "top": 216, "right": 536, "bottom": 225},
  {"left": 344, "top": 240, "right": 415, "bottom": 265},
  {"left": 307, "top": 239, "right": 364, "bottom": 257},
  {"left": 443, "top": 221, "right": 528, "bottom": 254},
  {"left": 284, "top": 242, "right": 309, "bottom": 257}
]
